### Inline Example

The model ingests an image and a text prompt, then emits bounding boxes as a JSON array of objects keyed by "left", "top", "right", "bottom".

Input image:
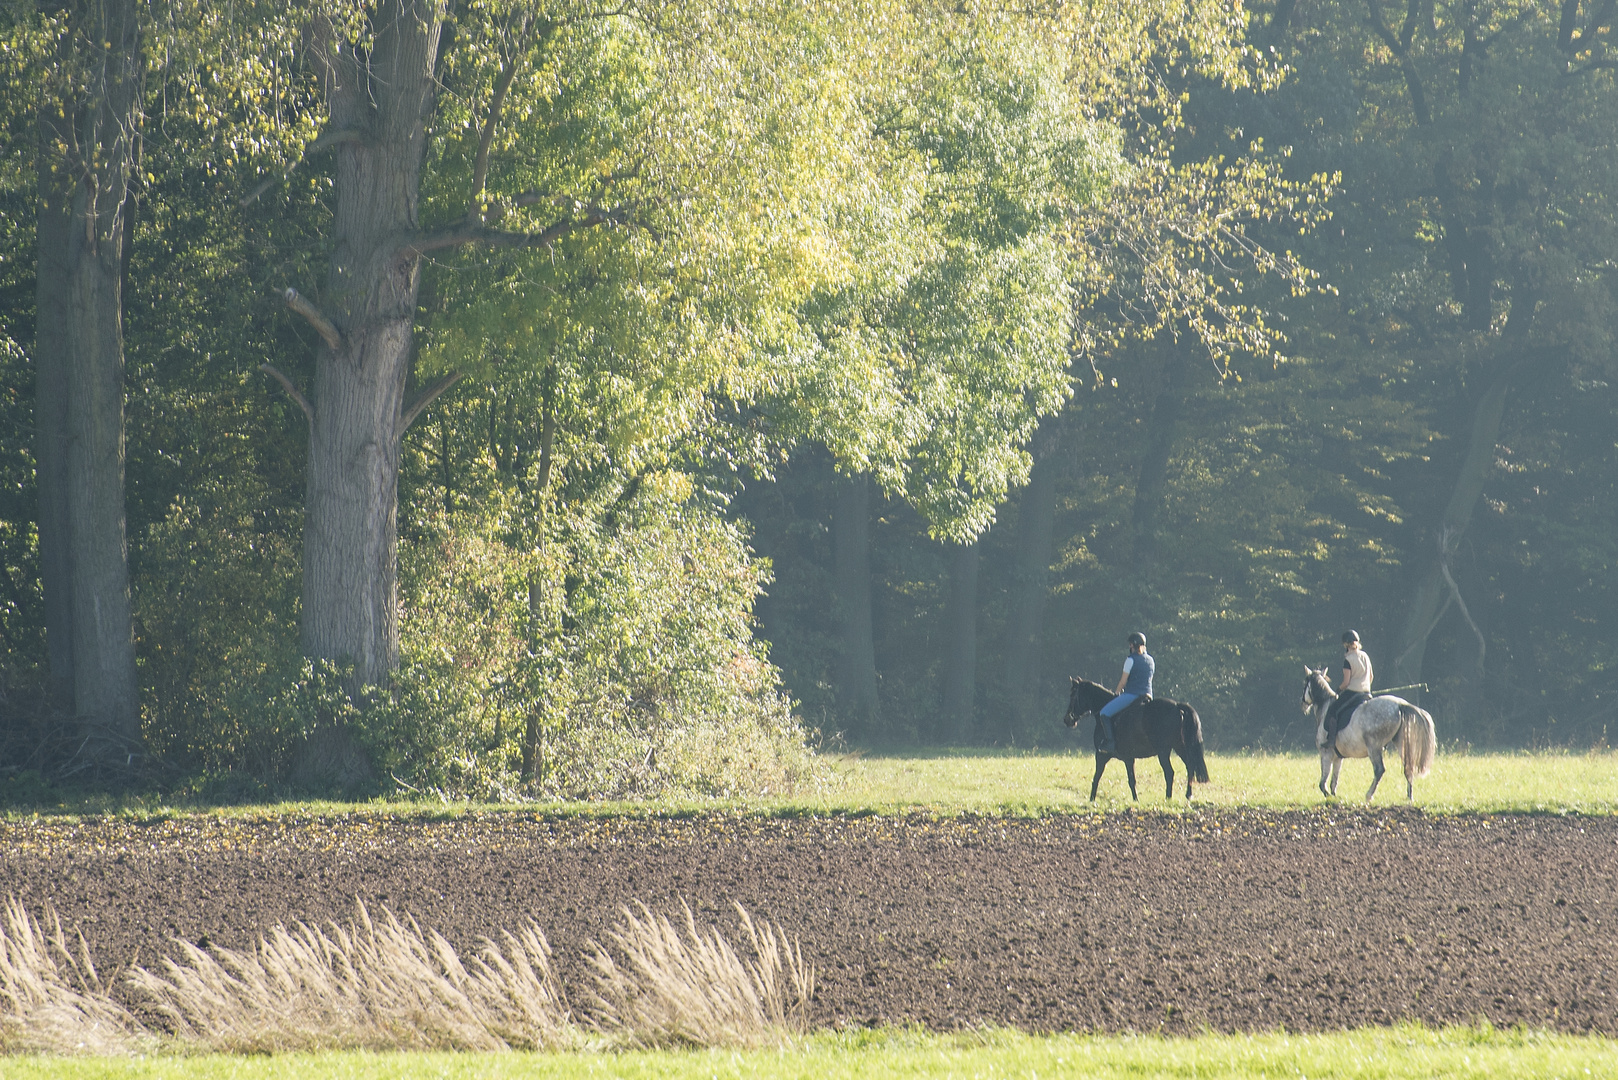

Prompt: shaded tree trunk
[
  {"left": 941, "top": 539, "right": 978, "bottom": 742},
  {"left": 1132, "top": 339, "right": 1195, "bottom": 568},
  {"left": 834, "top": 472, "right": 878, "bottom": 736},
  {"left": 1000, "top": 413, "right": 1071, "bottom": 736},
  {"left": 33, "top": 0, "right": 143, "bottom": 758},
  {"left": 1392, "top": 282, "right": 1539, "bottom": 695}
]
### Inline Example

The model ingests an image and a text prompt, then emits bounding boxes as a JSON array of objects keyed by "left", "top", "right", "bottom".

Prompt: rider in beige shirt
[
  {"left": 1343, "top": 642, "right": 1372, "bottom": 693},
  {"left": 1325, "top": 630, "right": 1373, "bottom": 745}
]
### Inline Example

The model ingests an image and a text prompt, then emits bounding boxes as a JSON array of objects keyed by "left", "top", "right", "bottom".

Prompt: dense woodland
[{"left": 0, "top": 0, "right": 1613, "bottom": 800}]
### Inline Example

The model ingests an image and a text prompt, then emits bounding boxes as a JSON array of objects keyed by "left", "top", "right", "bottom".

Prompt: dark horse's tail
[{"left": 1179, "top": 703, "right": 1210, "bottom": 783}]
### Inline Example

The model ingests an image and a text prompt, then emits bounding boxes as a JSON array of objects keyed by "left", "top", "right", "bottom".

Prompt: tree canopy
[{"left": 1, "top": 0, "right": 1613, "bottom": 800}]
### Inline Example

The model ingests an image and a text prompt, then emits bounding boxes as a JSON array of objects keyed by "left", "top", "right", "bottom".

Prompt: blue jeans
[
  {"left": 1097, "top": 693, "right": 1140, "bottom": 752},
  {"left": 1100, "top": 693, "right": 1141, "bottom": 719}
]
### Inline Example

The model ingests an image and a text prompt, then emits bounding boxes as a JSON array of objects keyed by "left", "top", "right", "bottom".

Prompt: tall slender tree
[
  {"left": 33, "top": 0, "right": 143, "bottom": 756},
  {"left": 834, "top": 472, "right": 879, "bottom": 735},
  {"left": 941, "top": 538, "right": 978, "bottom": 740}
]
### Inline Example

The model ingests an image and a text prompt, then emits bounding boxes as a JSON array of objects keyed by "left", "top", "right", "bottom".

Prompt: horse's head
[
  {"left": 1064, "top": 676, "right": 1105, "bottom": 728},
  {"left": 1300, "top": 666, "right": 1335, "bottom": 713}
]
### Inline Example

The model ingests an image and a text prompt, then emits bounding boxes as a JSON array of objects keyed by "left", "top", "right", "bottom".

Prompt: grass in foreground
[
  {"left": 5, "top": 1025, "right": 1615, "bottom": 1079},
  {"left": 6, "top": 749, "right": 1616, "bottom": 821}
]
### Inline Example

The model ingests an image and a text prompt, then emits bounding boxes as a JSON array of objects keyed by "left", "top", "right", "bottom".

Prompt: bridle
[{"left": 1064, "top": 679, "right": 1100, "bottom": 728}]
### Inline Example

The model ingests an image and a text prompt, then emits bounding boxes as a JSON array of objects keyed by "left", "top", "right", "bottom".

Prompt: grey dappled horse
[{"left": 1300, "top": 667, "right": 1436, "bottom": 803}]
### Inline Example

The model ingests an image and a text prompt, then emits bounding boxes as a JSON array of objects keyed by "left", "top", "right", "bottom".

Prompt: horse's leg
[
  {"left": 1364, "top": 745, "right": 1386, "bottom": 804},
  {"left": 1330, "top": 751, "right": 1343, "bottom": 795},
  {"left": 1319, "top": 749, "right": 1332, "bottom": 798},
  {"left": 1125, "top": 758, "right": 1138, "bottom": 800},
  {"left": 1159, "top": 750, "right": 1174, "bottom": 799},
  {"left": 1090, "top": 753, "right": 1107, "bottom": 801}
]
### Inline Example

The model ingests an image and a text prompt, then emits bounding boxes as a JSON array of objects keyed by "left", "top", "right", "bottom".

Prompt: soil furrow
[{"left": 3, "top": 810, "right": 1614, "bottom": 1033}]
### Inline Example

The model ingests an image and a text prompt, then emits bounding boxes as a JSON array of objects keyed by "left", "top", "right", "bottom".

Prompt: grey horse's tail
[
  {"left": 1179, "top": 703, "right": 1210, "bottom": 783},
  {"left": 1399, "top": 703, "right": 1436, "bottom": 779}
]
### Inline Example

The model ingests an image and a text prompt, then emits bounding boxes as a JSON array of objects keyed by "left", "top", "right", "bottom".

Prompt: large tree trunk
[
  {"left": 33, "top": 0, "right": 143, "bottom": 758},
  {"left": 1000, "top": 413, "right": 1069, "bottom": 737},
  {"left": 34, "top": 178, "right": 75, "bottom": 710},
  {"left": 301, "top": 2, "right": 443, "bottom": 691},
  {"left": 834, "top": 472, "right": 879, "bottom": 736},
  {"left": 941, "top": 540, "right": 978, "bottom": 743},
  {"left": 282, "top": 2, "right": 444, "bottom": 791}
]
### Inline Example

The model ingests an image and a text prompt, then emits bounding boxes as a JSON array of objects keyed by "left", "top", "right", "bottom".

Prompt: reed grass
[
  {"left": 3, "top": 896, "right": 808, "bottom": 1056},
  {"left": 0, "top": 898, "right": 140, "bottom": 1055},
  {"left": 588, "top": 901, "right": 814, "bottom": 1048},
  {"left": 129, "top": 901, "right": 570, "bottom": 1053}
]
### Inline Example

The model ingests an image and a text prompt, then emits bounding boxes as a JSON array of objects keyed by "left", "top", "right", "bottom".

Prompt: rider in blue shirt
[{"left": 1097, "top": 631, "right": 1153, "bottom": 754}]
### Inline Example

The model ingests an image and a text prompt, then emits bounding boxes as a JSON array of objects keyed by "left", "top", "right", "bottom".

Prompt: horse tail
[
  {"left": 1179, "top": 703, "right": 1210, "bottom": 783},
  {"left": 1399, "top": 703, "right": 1436, "bottom": 779}
]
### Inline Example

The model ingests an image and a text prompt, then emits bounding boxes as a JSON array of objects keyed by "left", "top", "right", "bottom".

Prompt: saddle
[
  {"left": 1327, "top": 690, "right": 1369, "bottom": 755},
  {"left": 1094, "top": 695, "right": 1151, "bottom": 753},
  {"left": 1095, "top": 694, "right": 1151, "bottom": 731}
]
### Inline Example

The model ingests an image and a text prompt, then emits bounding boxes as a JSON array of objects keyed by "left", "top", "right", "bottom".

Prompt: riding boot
[{"left": 1098, "top": 715, "right": 1116, "bottom": 755}]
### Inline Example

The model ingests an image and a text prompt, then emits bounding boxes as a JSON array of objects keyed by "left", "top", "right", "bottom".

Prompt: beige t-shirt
[{"left": 1343, "top": 648, "right": 1373, "bottom": 693}]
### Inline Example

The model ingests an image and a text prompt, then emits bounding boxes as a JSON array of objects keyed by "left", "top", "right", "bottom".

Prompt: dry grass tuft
[
  {"left": 5, "top": 895, "right": 816, "bottom": 1056},
  {"left": 588, "top": 900, "right": 815, "bottom": 1048},
  {"left": 128, "top": 900, "right": 572, "bottom": 1052},
  {"left": 0, "top": 897, "right": 141, "bottom": 1054}
]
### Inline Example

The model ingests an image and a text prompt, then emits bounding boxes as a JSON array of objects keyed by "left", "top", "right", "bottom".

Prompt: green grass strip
[
  {"left": 7, "top": 1025, "right": 1616, "bottom": 1079},
  {"left": 811, "top": 748, "right": 1618, "bottom": 816},
  {"left": 9, "top": 750, "right": 1617, "bottom": 821}
]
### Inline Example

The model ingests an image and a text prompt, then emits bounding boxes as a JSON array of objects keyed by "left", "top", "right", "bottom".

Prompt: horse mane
[{"left": 1305, "top": 667, "right": 1336, "bottom": 704}]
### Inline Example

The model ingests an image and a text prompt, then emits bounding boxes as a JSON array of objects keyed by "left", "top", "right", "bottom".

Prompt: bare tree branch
[
  {"left": 400, "top": 372, "right": 464, "bottom": 432},
  {"left": 1575, "top": 0, "right": 1616, "bottom": 50},
  {"left": 240, "top": 129, "right": 365, "bottom": 207},
  {"left": 404, "top": 204, "right": 632, "bottom": 258},
  {"left": 1366, "top": 0, "right": 1432, "bottom": 124},
  {"left": 1436, "top": 527, "right": 1488, "bottom": 675},
  {"left": 282, "top": 287, "right": 343, "bottom": 351},
  {"left": 469, "top": 24, "right": 537, "bottom": 212},
  {"left": 258, "top": 362, "right": 315, "bottom": 424},
  {"left": 1560, "top": 0, "right": 1583, "bottom": 50}
]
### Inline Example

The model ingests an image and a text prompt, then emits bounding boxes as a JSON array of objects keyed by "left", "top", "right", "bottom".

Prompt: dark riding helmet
[
  {"left": 1127, "top": 631, "right": 1146, "bottom": 648},
  {"left": 1342, "top": 629, "right": 1360, "bottom": 644}
]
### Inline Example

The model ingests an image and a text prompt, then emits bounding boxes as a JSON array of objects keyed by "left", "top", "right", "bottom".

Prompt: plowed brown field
[{"left": 3, "top": 809, "right": 1614, "bottom": 1034}]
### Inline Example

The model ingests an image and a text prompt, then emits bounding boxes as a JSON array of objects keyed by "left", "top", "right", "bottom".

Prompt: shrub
[
  {"left": 366, "top": 485, "right": 819, "bottom": 801},
  {"left": 133, "top": 478, "right": 304, "bottom": 782}
]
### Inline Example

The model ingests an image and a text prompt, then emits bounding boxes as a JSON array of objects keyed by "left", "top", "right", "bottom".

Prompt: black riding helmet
[
  {"left": 1127, "top": 631, "right": 1146, "bottom": 648},
  {"left": 1342, "top": 630, "right": 1360, "bottom": 644}
]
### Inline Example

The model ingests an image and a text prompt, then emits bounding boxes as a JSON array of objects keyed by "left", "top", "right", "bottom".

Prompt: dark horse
[{"left": 1063, "top": 677, "right": 1209, "bottom": 800}]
